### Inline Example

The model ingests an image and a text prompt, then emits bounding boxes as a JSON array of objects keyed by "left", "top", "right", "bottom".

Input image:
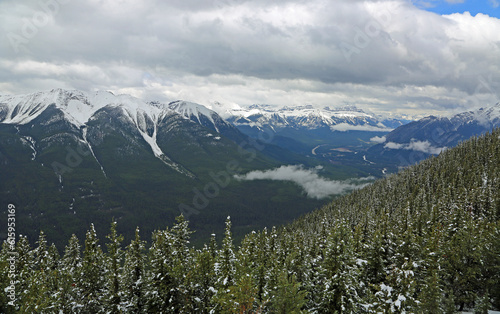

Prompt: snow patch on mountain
[
  {"left": 208, "top": 103, "right": 399, "bottom": 132},
  {"left": 81, "top": 127, "right": 107, "bottom": 178},
  {"left": 206, "top": 101, "right": 244, "bottom": 120},
  {"left": 0, "top": 89, "right": 164, "bottom": 128},
  {"left": 0, "top": 89, "right": 198, "bottom": 177},
  {"left": 168, "top": 100, "right": 221, "bottom": 132},
  {"left": 21, "top": 136, "right": 37, "bottom": 160},
  {"left": 0, "top": 91, "right": 62, "bottom": 124}
]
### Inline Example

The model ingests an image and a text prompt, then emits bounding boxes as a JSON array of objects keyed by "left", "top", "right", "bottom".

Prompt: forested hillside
[{"left": 1, "top": 129, "right": 499, "bottom": 313}]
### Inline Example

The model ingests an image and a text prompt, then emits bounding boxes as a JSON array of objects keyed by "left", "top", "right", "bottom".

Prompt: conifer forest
[{"left": 1, "top": 130, "right": 500, "bottom": 313}]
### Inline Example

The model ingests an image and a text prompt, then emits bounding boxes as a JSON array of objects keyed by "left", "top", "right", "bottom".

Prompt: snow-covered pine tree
[
  {"left": 216, "top": 216, "right": 236, "bottom": 290},
  {"left": 146, "top": 217, "right": 193, "bottom": 313},
  {"left": 374, "top": 257, "right": 419, "bottom": 313},
  {"left": 213, "top": 216, "right": 237, "bottom": 312},
  {"left": 59, "top": 234, "right": 82, "bottom": 312},
  {"left": 146, "top": 228, "right": 175, "bottom": 312},
  {"left": 190, "top": 242, "right": 216, "bottom": 313},
  {"left": 170, "top": 215, "right": 195, "bottom": 312},
  {"left": 0, "top": 242, "right": 15, "bottom": 313},
  {"left": 269, "top": 271, "right": 307, "bottom": 314},
  {"left": 417, "top": 227, "right": 444, "bottom": 313},
  {"left": 317, "top": 221, "right": 362, "bottom": 313},
  {"left": 121, "top": 227, "right": 147, "bottom": 312},
  {"left": 104, "top": 220, "right": 124, "bottom": 313},
  {"left": 80, "top": 224, "right": 106, "bottom": 312},
  {"left": 18, "top": 232, "right": 54, "bottom": 312}
]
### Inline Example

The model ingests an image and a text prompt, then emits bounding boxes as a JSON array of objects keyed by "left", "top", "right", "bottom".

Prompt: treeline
[{"left": 1, "top": 130, "right": 499, "bottom": 313}]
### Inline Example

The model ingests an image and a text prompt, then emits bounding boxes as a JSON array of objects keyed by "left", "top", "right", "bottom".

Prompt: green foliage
[
  {"left": 104, "top": 220, "right": 124, "bottom": 313},
  {"left": 1, "top": 129, "right": 499, "bottom": 312},
  {"left": 269, "top": 272, "right": 308, "bottom": 314},
  {"left": 121, "top": 227, "right": 147, "bottom": 312},
  {"left": 215, "top": 274, "right": 259, "bottom": 314},
  {"left": 80, "top": 224, "right": 106, "bottom": 312},
  {"left": 0, "top": 115, "right": 332, "bottom": 252}
]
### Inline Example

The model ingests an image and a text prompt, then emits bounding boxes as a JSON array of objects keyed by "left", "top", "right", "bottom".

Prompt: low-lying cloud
[
  {"left": 370, "top": 135, "right": 387, "bottom": 143},
  {"left": 330, "top": 124, "right": 393, "bottom": 132},
  {"left": 384, "top": 140, "right": 446, "bottom": 154},
  {"left": 234, "top": 165, "right": 373, "bottom": 199}
]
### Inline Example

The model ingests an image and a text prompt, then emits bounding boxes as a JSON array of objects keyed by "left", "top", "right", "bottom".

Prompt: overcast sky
[{"left": 1, "top": 0, "right": 499, "bottom": 117}]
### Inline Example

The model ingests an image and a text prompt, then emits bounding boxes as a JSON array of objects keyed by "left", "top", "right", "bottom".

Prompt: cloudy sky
[{"left": 1, "top": 0, "right": 499, "bottom": 117}]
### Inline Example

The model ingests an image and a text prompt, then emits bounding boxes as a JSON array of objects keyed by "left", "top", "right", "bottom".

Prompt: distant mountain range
[
  {"left": 2, "top": 88, "right": 499, "bottom": 248},
  {"left": 208, "top": 103, "right": 408, "bottom": 131},
  {"left": 201, "top": 102, "right": 411, "bottom": 155},
  {"left": 367, "top": 102, "right": 500, "bottom": 168},
  {"left": 0, "top": 89, "right": 346, "bottom": 248}
]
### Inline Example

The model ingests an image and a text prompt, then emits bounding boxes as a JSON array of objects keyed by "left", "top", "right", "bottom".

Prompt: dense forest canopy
[{"left": 1, "top": 129, "right": 499, "bottom": 313}]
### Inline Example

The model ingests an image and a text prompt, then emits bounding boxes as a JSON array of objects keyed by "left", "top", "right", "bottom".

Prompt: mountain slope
[
  {"left": 0, "top": 89, "right": 335, "bottom": 248},
  {"left": 276, "top": 130, "right": 500, "bottom": 312},
  {"left": 3, "top": 129, "right": 498, "bottom": 312},
  {"left": 367, "top": 103, "right": 500, "bottom": 168},
  {"left": 204, "top": 103, "right": 411, "bottom": 168}
]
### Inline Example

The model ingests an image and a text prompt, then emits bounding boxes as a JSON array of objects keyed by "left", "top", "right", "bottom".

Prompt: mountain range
[
  {"left": 2, "top": 88, "right": 500, "bottom": 248},
  {"left": 0, "top": 89, "right": 354, "bottom": 248},
  {"left": 367, "top": 102, "right": 500, "bottom": 169},
  {"left": 202, "top": 102, "right": 411, "bottom": 156}
]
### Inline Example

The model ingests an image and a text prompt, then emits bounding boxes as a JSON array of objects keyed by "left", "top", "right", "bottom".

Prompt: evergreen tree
[
  {"left": 121, "top": 227, "right": 147, "bottom": 312},
  {"left": 0, "top": 242, "right": 15, "bottom": 313},
  {"left": 80, "top": 224, "right": 105, "bottom": 312},
  {"left": 17, "top": 232, "right": 61, "bottom": 312},
  {"left": 418, "top": 227, "right": 444, "bottom": 313},
  {"left": 216, "top": 216, "right": 236, "bottom": 290},
  {"left": 215, "top": 274, "right": 258, "bottom": 314},
  {"left": 318, "top": 222, "right": 362, "bottom": 313},
  {"left": 214, "top": 216, "right": 237, "bottom": 312},
  {"left": 59, "top": 234, "right": 82, "bottom": 313},
  {"left": 190, "top": 244, "right": 216, "bottom": 313},
  {"left": 170, "top": 214, "right": 195, "bottom": 312},
  {"left": 474, "top": 291, "right": 491, "bottom": 314},
  {"left": 146, "top": 228, "right": 175, "bottom": 312},
  {"left": 269, "top": 271, "right": 307, "bottom": 314},
  {"left": 146, "top": 217, "right": 193, "bottom": 313},
  {"left": 104, "top": 220, "right": 124, "bottom": 313}
]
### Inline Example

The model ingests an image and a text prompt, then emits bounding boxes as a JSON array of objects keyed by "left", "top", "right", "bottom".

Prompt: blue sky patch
[{"left": 414, "top": 0, "right": 500, "bottom": 18}]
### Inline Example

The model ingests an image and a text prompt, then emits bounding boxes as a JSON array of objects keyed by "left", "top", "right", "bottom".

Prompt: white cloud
[
  {"left": 330, "top": 123, "right": 393, "bottom": 132},
  {"left": 384, "top": 139, "right": 447, "bottom": 154},
  {"left": 370, "top": 135, "right": 387, "bottom": 143},
  {"left": 384, "top": 142, "right": 405, "bottom": 149},
  {"left": 234, "top": 165, "right": 372, "bottom": 199},
  {"left": 0, "top": 0, "right": 499, "bottom": 115},
  {"left": 407, "top": 140, "right": 447, "bottom": 154}
]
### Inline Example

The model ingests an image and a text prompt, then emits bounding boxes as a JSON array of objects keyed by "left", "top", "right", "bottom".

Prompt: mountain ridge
[{"left": 0, "top": 89, "right": 340, "bottom": 250}]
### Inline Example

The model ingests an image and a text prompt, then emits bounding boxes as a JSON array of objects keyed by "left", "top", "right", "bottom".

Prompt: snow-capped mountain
[
  {"left": 367, "top": 103, "right": 500, "bottom": 165},
  {"left": 0, "top": 89, "right": 332, "bottom": 250},
  {"left": 0, "top": 89, "right": 195, "bottom": 175},
  {"left": 0, "top": 89, "right": 161, "bottom": 127},
  {"left": 0, "top": 89, "right": 263, "bottom": 180},
  {"left": 166, "top": 100, "right": 246, "bottom": 143},
  {"left": 200, "top": 102, "right": 410, "bottom": 155},
  {"left": 206, "top": 103, "right": 407, "bottom": 133}
]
